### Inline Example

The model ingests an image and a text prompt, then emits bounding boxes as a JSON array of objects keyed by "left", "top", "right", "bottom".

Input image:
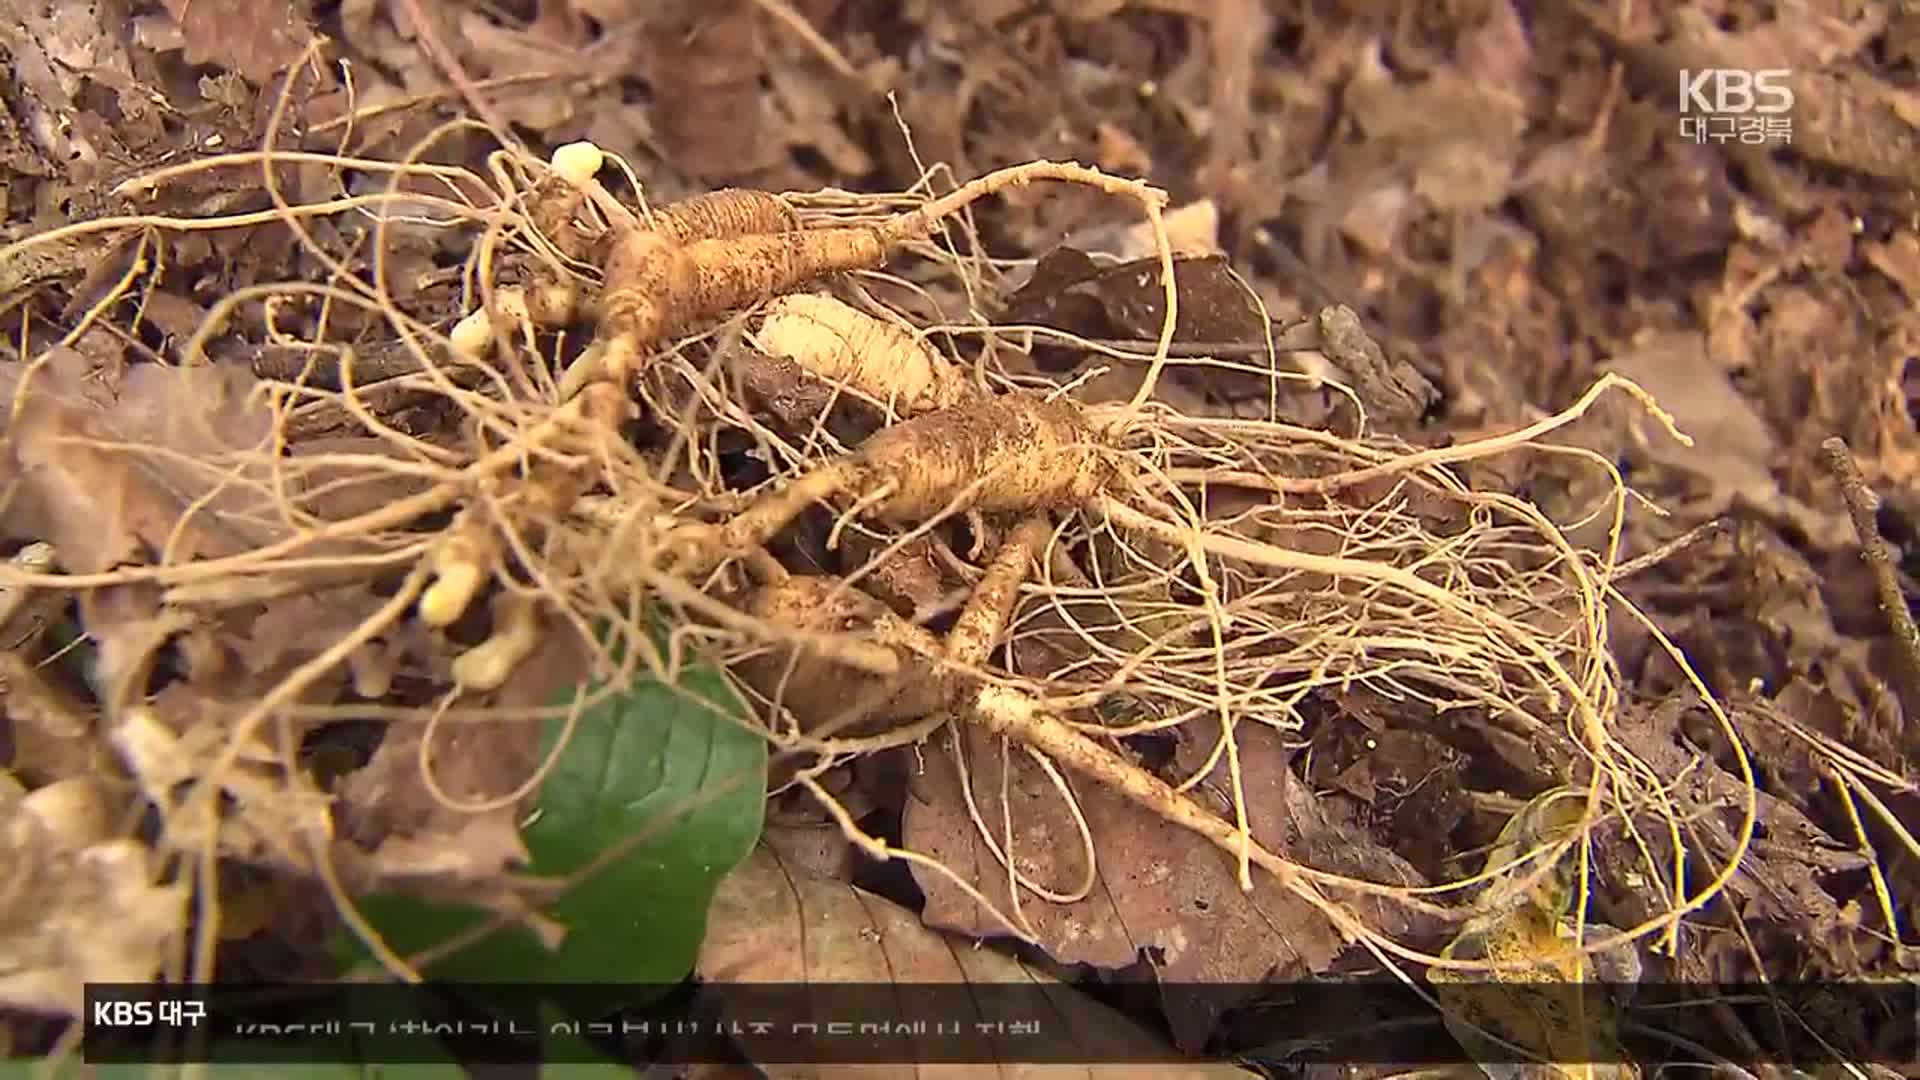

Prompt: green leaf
[{"left": 343, "top": 635, "right": 768, "bottom": 1007}]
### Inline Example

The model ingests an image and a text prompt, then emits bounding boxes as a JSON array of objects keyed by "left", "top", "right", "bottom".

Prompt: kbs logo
[
  {"left": 93, "top": 999, "right": 153, "bottom": 1026},
  {"left": 1679, "top": 69, "right": 1795, "bottom": 114},
  {"left": 1677, "top": 70, "right": 1794, "bottom": 146},
  {"left": 91, "top": 997, "right": 207, "bottom": 1026}
]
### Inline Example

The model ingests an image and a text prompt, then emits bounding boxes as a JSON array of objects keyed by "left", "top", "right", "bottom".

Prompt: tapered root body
[
  {"left": 598, "top": 229, "right": 677, "bottom": 348},
  {"left": 751, "top": 293, "right": 966, "bottom": 414},
  {"left": 675, "top": 231, "right": 888, "bottom": 335},
  {"left": 944, "top": 517, "right": 1053, "bottom": 669},
  {"left": 598, "top": 227, "right": 888, "bottom": 371},
  {"left": 682, "top": 393, "right": 1110, "bottom": 577},
  {"left": 739, "top": 576, "right": 951, "bottom": 735},
  {"left": 853, "top": 393, "right": 1112, "bottom": 524},
  {"left": 652, "top": 189, "right": 799, "bottom": 245}
]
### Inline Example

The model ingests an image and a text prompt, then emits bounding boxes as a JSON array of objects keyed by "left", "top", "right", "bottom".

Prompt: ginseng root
[
  {"left": 734, "top": 576, "right": 950, "bottom": 739},
  {"left": 597, "top": 227, "right": 887, "bottom": 386},
  {"left": 452, "top": 142, "right": 612, "bottom": 360},
  {"left": 647, "top": 187, "right": 800, "bottom": 246},
  {"left": 451, "top": 591, "right": 543, "bottom": 692},
  {"left": 668, "top": 390, "right": 1112, "bottom": 573},
  {"left": 742, "top": 527, "right": 1334, "bottom": 917},
  {"left": 457, "top": 174, "right": 810, "bottom": 368},
  {"left": 587, "top": 158, "right": 1170, "bottom": 393},
  {"left": 749, "top": 293, "right": 969, "bottom": 415}
]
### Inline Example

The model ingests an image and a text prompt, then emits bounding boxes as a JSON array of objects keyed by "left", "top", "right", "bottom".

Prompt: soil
[{"left": 1, "top": 0, "right": 1917, "bottom": 1075}]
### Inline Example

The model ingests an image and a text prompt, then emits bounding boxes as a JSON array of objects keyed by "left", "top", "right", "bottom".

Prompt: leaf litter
[{"left": 0, "top": 1, "right": 1915, "bottom": 1076}]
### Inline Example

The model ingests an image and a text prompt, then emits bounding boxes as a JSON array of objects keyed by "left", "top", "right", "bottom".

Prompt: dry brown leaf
[
  {"left": 1589, "top": 701, "right": 1874, "bottom": 979},
  {"left": 766, "top": 55, "right": 874, "bottom": 178},
  {"left": 332, "top": 716, "right": 535, "bottom": 884},
  {"left": 0, "top": 811, "right": 186, "bottom": 1018},
  {"left": 0, "top": 225, "right": 133, "bottom": 298},
  {"left": 904, "top": 719, "right": 1429, "bottom": 1051},
  {"left": 1608, "top": 331, "right": 1775, "bottom": 499},
  {"left": 1, "top": 352, "right": 279, "bottom": 574},
  {"left": 111, "top": 701, "right": 334, "bottom": 873},
  {"left": 1053, "top": 0, "right": 1130, "bottom": 19},
  {"left": 332, "top": 715, "right": 536, "bottom": 885},
  {"left": 453, "top": 9, "right": 586, "bottom": 132},
  {"left": 564, "top": 0, "right": 646, "bottom": 23},
  {"left": 159, "top": 0, "right": 314, "bottom": 85},
  {"left": 700, "top": 843, "right": 1260, "bottom": 1078},
  {"left": 283, "top": 436, "right": 437, "bottom": 521},
  {"left": 1198, "top": 0, "right": 1266, "bottom": 200},
  {"left": 1067, "top": 200, "right": 1222, "bottom": 262},
  {"left": 1605, "top": 331, "right": 1847, "bottom": 547},
  {"left": 1865, "top": 231, "right": 1920, "bottom": 305},
  {"left": 1094, "top": 121, "right": 1153, "bottom": 176},
  {"left": 1337, "top": 182, "right": 1414, "bottom": 257},
  {"left": 1456, "top": 0, "right": 1532, "bottom": 97},
  {"left": 3, "top": 0, "right": 163, "bottom": 175},
  {"left": 1345, "top": 42, "right": 1527, "bottom": 167},
  {"left": 332, "top": 628, "right": 581, "bottom": 885},
  {"left": 640, "top": 0, "right": 780, "bottom": 183}
]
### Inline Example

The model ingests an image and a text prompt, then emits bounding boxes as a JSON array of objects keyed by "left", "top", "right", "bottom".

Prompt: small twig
[
  {"left": 396, "top": 0, "right": 524, "bottom": 154},
  {"left": 1821, "top": 436, "right": 1920, "bottom": 745},
  {"left": 245, "top": 341, "right": 462, "bottom": 386},
  {"left": 1012, "top": 326, "right": 1320, "bottom": 359},
  {"left": 1609, "top": 518, "right": 1729, "bottom": 582},
  {"left": 751, "top": 0, "right": 861, "bottom": 82}
]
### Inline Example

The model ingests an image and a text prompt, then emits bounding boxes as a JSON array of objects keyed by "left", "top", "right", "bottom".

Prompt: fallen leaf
[
  {"left": 1605, "top": 331, "right": 1845, "bottom": 546},
  {"left": 1344, "top": 40, "right": 1527, "bottom": 154},
  {"left": 1865, "top": 231, "right": 1920, "bottom": 306},
  {"left": 1591, "top": 702, "right": 1858, "bottom": 972},
  {"left": 4, "top": 0, "right": 162, "bottom": 174},
  {"left": 1337, "top": 182, "right": 1414, "bottom": 257},
  {"left": 1456, "top": 0, "right": 1532, "bottom": 97},
  {"left": 332, "top": 717, "right": 537, "bottom": 885},
  {"left": 905, "top": 718, "right": 1430, "bottom": 1051},
  {"left": 0, "top": 226, "right": 134, "bottom": 299},
  {"left": 1431, "top": 788, "right": 1643, "bottom": 1080},
  {"left": 331, "top": 625, "right": 583, "bottom": 887},
  {"left": 1002, "top": 249, "right": 1266, "bottom": 346},
  {"left": 700, "top": 843, "right": 1260, "bottom": 1077},
  {"left": 112, "top": 701, "right": 335, "bottom": 874},
  {"left": 160, "top": 0, "right": 314, "bottom": 85},
  {"left": 1094, "top": 121, "right": 1153, "bottom": 176},
  {"left": 1066, "top": 200, "right": 1222, "bottom": 262},
  {"left": 766, "top": 53, "right": 874, "bottom": 179},
  {"left": 1, "top": 351, "right": 280, "bottom": 574},
  {"left": 640, "top": 0, "right": 780, "bottom": 183},
  {"left": 0, "top": 815, "right": 185, "bottom": 1018}
]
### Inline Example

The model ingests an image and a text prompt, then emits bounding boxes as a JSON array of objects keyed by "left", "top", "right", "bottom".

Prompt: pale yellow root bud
[
  {"left": 419, "top": 532, "right": 492, "bottom": 628},
  {"left": 450, "top": 309, "right": 493, "bottom": 359},
  {"left": 21, "top": 776, "right": 111, "bottom": 850},
  {"left": 551, "top": 141, "right": 606, "bottom": 186},
  {"left": 450, "top": 593, "right": 542, "bottom": 692}
]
